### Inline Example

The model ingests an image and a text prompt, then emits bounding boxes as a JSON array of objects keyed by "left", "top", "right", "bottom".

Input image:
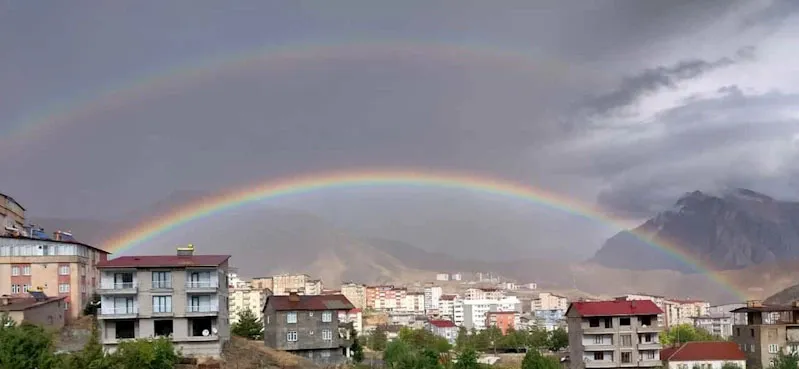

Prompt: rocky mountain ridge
[{"left": 591, "top": 188, "right": 799, "bottom": 272}]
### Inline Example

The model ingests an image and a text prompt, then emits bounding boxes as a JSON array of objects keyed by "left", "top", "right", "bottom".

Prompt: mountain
[{"left": 591, "top": 188, "right": 799, "bottom": 272}]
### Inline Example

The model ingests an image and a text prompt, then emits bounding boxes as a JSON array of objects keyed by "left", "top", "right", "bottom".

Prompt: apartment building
[
  {"left": 615, "top": 294, "right": 668, "bottom": 328},
  {"left": 0, "top": 193, "right": 24, "bottom": 232},
  {"left": 692, "top": 303, "right": 746, "bottom": 339},
  {"left": 340, "top": 282, "right": 366, "bottom": 310},
  {"left": 438, "top": 294, "right": 464, "bottom": 325},
  {"left": 366, "top": 285, "right": 408, "bottom": 311},
  {"left": 229, "top": 286, "right": 266, "bottom": 325},
  {"left": 463, "top": 296, "right": 521, "bottom": 330},
  {"left": 228, "top": 273, "right": 250, "bottom": 289},
  {"left": 566, "top": 300, "right": 664, "bottom": 369},
  {"left": 263, "top": 292, "right": 355, "bottom": 366},
  {"left": 664, "top": 299, "right": 710, "bottom": 327},
  {"left": 304, "top": 279, "right": 323, "bottom": 295},
  {"left": 436, "top": 273, "right": 450, "bottom": 281},
  {"left": 534, "top": 309, "right": 566, "bottom": 331},
  {"left": 338, "top": 308, "right": 363, "bottom": 334},
  {"left": 486, "top": 311, "right": 517, "bottom": 334},
  {"left": 96, "top": 246, "right": 231, "bottom": 358},
  {"left": 533, "top": 292, "right": 569, "bottom": 312},
  {"left": 251, "top": 276, "right": 273, "bottom": 290},
  {"left": 730, "top": 301, "right": 799, "bottom": 369},
  {"left": 404, "top": 292, "right": 426, "bottom": 314},
  {"left": 0, "top": 234, "right": 108, "bottom": 319},
  {"left": 465, "top": 287, "right": 504, "bottom": 300},
  {"left": 424, "top": 285, "right": 443, "bottom": 313},
  {"left": 428, "top": 319, "right": 458, "bottom": 344}
]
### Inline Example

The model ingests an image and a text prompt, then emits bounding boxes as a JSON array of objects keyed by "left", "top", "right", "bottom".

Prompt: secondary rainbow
[
  {"left": 103, "top": 169, "right": 748, "bottom": 300},
  {"left": 1, "top": 40, "right": 595, "bottom": 151}
]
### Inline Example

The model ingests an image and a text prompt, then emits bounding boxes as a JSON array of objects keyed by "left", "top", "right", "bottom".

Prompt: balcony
[
  {"left": 637, "top": 342, "right": 661, "bottom": 350},
  {"left": 150, "top": 281, "right": 173, "bottom": 291},
  {"left": 186, "top": 280, "right": 218, "bottom": 293},
  {"left": 636, "top": 324, "right": 662, "bottom": 333},
  {"left": 583, "top": 343, "right": 616, "bottom": 351},
  {"left": 98, "top": 306, "right": 138, "bottom": 319},
  {"left": 96, "top": 282, "right": 138, "bottom": 295},
  {"left": 584, "top": 359, "right": 617, "bottom": 368},
  {"left": 582, "top": 325, "right": 616, "bottom": 334},
  {"left": 638, "top": 359, "right": 662, "bottom": 367},
  {"left": 186, "top": 305, "right": 219, "bottom": 317}
]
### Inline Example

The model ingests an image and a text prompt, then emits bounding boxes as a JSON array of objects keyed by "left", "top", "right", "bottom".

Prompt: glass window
[
  {"left": 11, "top": 285, "right": 20, "bottom": 294},
  {"left": 322, "top": 329, "right": 332, "bottom": 341},
  {"left": 59, "top": 265, "right": 70, "bottom": 275},
  {"left": 287, "top": 312, "right": 297, "bottom": 323},
  {"left": 153, "top": 296, "right": 172, "bottom": 313},
  {"left": 58, "top": 284, "right": 70, "bottom": 293},
  {"left": 621, "top": 352, "right": 631, "bottom": 363},
  {"left": 769, "top": 344, "right": 779, "bottom": 353},
  {"left": 22, "top": 266, "right": 31, "bottom": 276},
  {"left": 152, "top": 271, "right": 172, "bottom": 288},
  {"left": 286, "top": 331, "right": 298, "bottom": 342},
  {"left": 11, "top": 266, "right": 19, "bottom": 276},
  {"left": 22, "top": 285, "right": 30, "bottom": 293},
  {"left": 322, "top": 311, "right": 332, "bottom": 322}
]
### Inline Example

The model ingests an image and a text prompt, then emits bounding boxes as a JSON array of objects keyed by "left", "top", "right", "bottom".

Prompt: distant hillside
[{"left": 591, "top": 188, "right": 799, "bottom": 272}]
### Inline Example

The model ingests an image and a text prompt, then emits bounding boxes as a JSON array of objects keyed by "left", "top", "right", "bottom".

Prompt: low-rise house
[
  {"left": 263, "top": 292, "right": 355, "bottom": 366},
  {"left": 0, "top": 292, "right": 67, "bottom": 328},
  {"left": 661, "top": 341, "right": 746, "bottom": 369},
  {"left": 428, "top": 319, "right": 458, "bottom": 344}
]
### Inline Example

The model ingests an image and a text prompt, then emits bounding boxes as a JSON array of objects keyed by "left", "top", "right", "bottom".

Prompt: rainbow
[
  {"left": 103, "top": 169, "right": 749, "bottom": 300},
  {"left": 1, "top": 40, "right": 599, "bottom": 151}
]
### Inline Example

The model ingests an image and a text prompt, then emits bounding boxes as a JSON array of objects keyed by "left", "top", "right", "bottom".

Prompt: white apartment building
[
  {"left": 465, "top": 288, "right": 504, "bottom": 300},
  {"left": 96, "top": 246, "right": 230, "bottom": 358},
  {"left": 424, "top": 285, "right": 442, "bottom": 313},
  {"left": 269, "top": 274, "right": 310, "bottom": 295},
  {"left": 436, "top": 273, "right": 450, "bottom": 281},
  {"left": 616, "top": 294, "right": 668, "bottom": 327},
  {"left": 532, "top": 292, "right": 569, "bottom": 311},
  {"left": 451, "top": 273, "right": 462, "bottom": 281},
  {"left": 462, "top": 296, "right": 521, "bottom": 330},
  {"left": 403, "top": 292, "right": 426, "bottom": 314},
  {"left": 438, "top": 295, "right": 465, "bottom": 325},
  {"left": 338, "top": 308, "right": 363, "bottom": 334},
  {"left": 303, "top": 279, "right": 323, "bottom": 295},
  {"left": 229, "top": 287, "right": 266, "bottom": 325},
  {"left": 340, "top": 282, "right": 366, "bottom": 309},
  {"left": 664, "top": 299, "right": 710, "bottom": 327},
  {"left": 227, "top": 273, "right": 250, "bottom": 289}
]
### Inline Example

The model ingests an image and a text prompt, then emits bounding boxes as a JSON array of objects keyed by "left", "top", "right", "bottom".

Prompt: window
[
  {"left": 286, "top": 331, "right": 298, "bottom": 342},
  {"left": 22, "top": 266, "right": 31, "bottom": 276},
  {"left": 116, "top": 320, "right": 135, "bottom": 339},
  {"left": 642, "top": 350, "right": 655, "bottom": 360},
  {"left": 152, "top": 271, "right": 172, "bottom": 289},
  {"left": 769, "top": 344, "right": 779, "bottom": 353},
  {"left": 589, "top": 318, "right": 599, "bottom": 327},
  {"left": 640, "top": 316, "right": 652, "bottom": 326},
  {"left": 604, "top": 319, "right": 612, "bottom": 328},
  {"left": 620, "top": 334, "right": 632, "bottom": 347},
  {"left": 58, "top": 284, "right": 70, "bottom": 293},
  {"left": 286, "top": 312, "right": 297, "bottom": 323},
  {"left": 593, "top": 352, "right": 604, "bottom": 360},
  {"left": 790, "top": 344, "right": 799, "bottom": 353},
  {"left": 321, "top": 350, "right": 331, "bottom": 358},
  {"left": 22, "top": 285, "right": 30, "bottom": 293},
  {"left": 620, "top": 317, "right": 630, "bottom": 326},
  {"left": 322, "top": 311, "right": 332, "bottom": 322},
  {"left": 736, "top": 328, "right": 740, "bottom": 336},
  {"left": 322, "top": 329, "right": 333, "bottom": 341},
  {"left": 154, "top": 320, "right": 173, "bottom": 337},
  {"left": 11, "top": 285, "right": 20, "bottom": 294},
  {"left": 59, "top": 265, "right": 70, "bottom": 275},
  {"left": 11, "top": 266, "right": 19, "bottom": 276},
  {"left": 751, "top": 328, "right": 755, "bottom": 337},
  {"left": 621, "top": 352, "right": 631, "bottom": 363},
  {"left": 153, "top": 296, "right": 172, "bottom": 313},
  {"left": 594, "top": 335, "right": 603, "bottom": 344},
  {"left": 642, "top": 333, "right": 653, "bottom": 343}
]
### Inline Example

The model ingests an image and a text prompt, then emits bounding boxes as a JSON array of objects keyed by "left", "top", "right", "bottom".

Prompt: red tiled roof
[
  {"left": 265, "top": 294, "right": 354, "bottom": 311},
  {"left": 567, "top": 300, "right": 662, "bottom": 316},
  {"left": 348, "top": 308, "right": 362, "bottom": 314},
  {"left": 661, "top": 342, "right": 746, "bottom": 361},
  {"left": 96, "top": 255, "right": 230, "bottom": 268},
  {"left": 429, "top": 320, "right": 456, "bottom": 328}
]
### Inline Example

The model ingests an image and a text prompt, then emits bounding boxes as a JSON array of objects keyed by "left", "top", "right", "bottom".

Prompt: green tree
[
  {"left": 454, "top": 348, "right": 480, "bottom": 369},
  {"left": 231, "top": 308, "right": 263, "bottom": 340},
  {"left": 546, "top": 327, "right": 568, "bottom": 352},
  {"left": 60, "top": 319, "right": 113, "bottom": 369},
  {"left": 660, "top": 324, "right": 716, "bottom": 345},
  {"left": 521, "top": 349, "right": 561, "bottom": 369},
  {"left": 527, "top": 327, "right": 550, "bottom": 349},
  {"left": 367, "top": 326, "right": 388, "bottom": 351},
  {"left": 455, "top": 327, "right": 472, "bottom": 350},
  {"left": 769, "top": 352, "right": 799, "bottom": 369},
  {"left": 350, "top": 328, "right": 364, "bottom": 363},
  {"left": 384, "top": 339, "right": 417, "bottom": 369},
  {"left": 110, "top": 337, "right": 180, "bottom": 369},
  {"left": 0, "top": 320, "right": 60, "bottom": 369}
]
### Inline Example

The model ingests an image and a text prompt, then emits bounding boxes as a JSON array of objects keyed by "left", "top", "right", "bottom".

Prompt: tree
[
  {"left": 350, "top": 328, "right": 364, "bottom": 363},
  {"left": 367, "top": 326, "right": 388, "bottom": 351},
  {"left": 521, "top": 349, "right": 561, "bottom": 369},
  {"left": 769, "top": 352, "right": 799, "bottom": 369},
  {"left": 455, "top": 327, "right": 472, "bottom": 350},
  {"left": 231, "top": 308, "right": 263, "bottom": 340},
  {"left": 0, "top": 320, "right": 60, "bottom": 369},
  {"left": 546, "top": 327, "right": 568, "bottom": 352},
  {"left": 111, "top": 337, "right": 180, "bottom": 369},
  {"left": 454, "top": 348, "right": 479, "bottom": 369},
  {"left": 527, "top": 327, "right": 550, "bottom": 349},
  {"left": 660, "top": 324, "right": 716, "bottom": 345},
  {"left": 384, "top": 340, "right": 417, "bottom": 369}
]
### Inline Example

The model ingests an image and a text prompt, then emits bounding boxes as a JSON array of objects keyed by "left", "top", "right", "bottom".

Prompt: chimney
[
  {"left": 288, "top": 291, "right": 300, "bottom": 302},
  {"left": 177, "top": 244, "right": 194, "bottom": 257}
]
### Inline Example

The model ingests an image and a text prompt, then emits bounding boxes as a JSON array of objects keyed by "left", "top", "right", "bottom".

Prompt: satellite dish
[
  {"left": 202, "top": 329, "right": 210, "bottom": 336},
  {"left": 212, "top": 328, "right": 218, "bottom": 335}
]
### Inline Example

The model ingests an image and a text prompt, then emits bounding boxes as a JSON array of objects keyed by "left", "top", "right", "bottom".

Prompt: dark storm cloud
[{"left": 580, "top": 48, "right": 754, "bottom": 117}]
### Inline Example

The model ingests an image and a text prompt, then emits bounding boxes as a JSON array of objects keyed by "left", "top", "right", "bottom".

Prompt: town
[{"left": 0, "top": 191, "right": 784, "bottom": 369}]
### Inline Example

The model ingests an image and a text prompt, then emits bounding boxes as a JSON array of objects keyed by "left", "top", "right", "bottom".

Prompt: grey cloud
[{"left": 580, "top": 50, "right": 753, "bottom": 117}]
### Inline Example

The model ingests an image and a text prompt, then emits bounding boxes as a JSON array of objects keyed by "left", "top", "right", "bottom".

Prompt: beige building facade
[
  {"left": 229, "top": 287, "right": 266, "bottom": 324},
  {"left": 341, "top": 282, "right": 366, "bottom": 310},
  {"left": 0, "top": 236, "right": 108, "bottom": 319},
  {"left": 731, "top": 302, "right": 799, "bottom": 369},
  {"left": 0, "top": 193, "right": 24, "bottom": 232},
  {"left": 96, "top": 246, "right": 231, "bottom": 358},
  {"left": 533, "top": 292, "right": 569, "bottom": 311}
]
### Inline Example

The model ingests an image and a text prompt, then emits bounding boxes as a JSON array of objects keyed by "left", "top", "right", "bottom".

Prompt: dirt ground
[
  {"left": 220, "top": 337, "right": 325, "bottom": 369},
  {"left": 55, "top": 316, "right": 95, "bottom": 353}
]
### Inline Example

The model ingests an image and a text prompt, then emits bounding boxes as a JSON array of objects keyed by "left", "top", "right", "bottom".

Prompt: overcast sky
[{"left": 1, "top": 1, "right": 798, "bottom": 260}]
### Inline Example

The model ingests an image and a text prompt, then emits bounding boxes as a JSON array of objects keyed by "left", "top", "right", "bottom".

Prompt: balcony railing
[
  {"left": 186, "top": 280, "right": 218, "bottom": 289},
  {"left": 100, "top": 307, "right": 138, "bottom": 316},
  {"left": 187, "top": 305, "right": 218, "bottom": 313},
  {"left": 99, "top": 282, "right": 137, "bottom": 290}
]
